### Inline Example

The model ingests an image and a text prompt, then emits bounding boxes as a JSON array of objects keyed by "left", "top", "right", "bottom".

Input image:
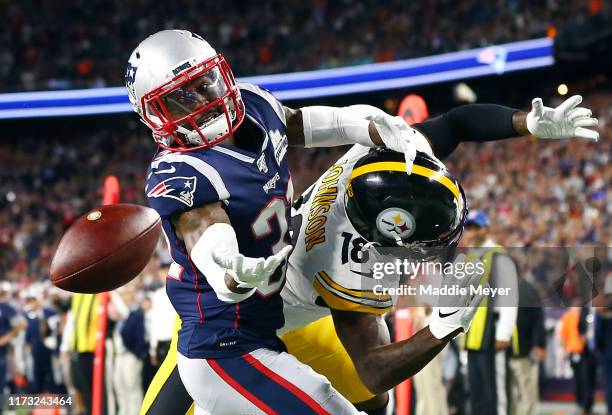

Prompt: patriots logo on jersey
[{"left": 147, "top": 176, "right": 197, "bottom": 207}]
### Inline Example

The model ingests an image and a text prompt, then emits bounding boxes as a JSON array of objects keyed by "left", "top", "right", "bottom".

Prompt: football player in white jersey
[{"left": 281, "top": 97, "right": 599, "bottom": 413}]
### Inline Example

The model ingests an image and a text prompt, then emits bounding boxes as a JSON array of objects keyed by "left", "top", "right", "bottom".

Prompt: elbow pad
[
  {"left": 190, "top": 223, "right": 256, "bottom": 303},
  {"left": 301, "top": 106, "right": 374, "bottom": 148}
]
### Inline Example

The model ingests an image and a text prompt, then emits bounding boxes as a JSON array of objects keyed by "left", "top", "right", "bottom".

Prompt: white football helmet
[{"left": 126, "top": 30, "right": 245, "bottom": 151}]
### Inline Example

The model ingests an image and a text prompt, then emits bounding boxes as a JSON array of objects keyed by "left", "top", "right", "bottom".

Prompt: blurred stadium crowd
[{"left": 0, "top": 0, "right": 602, "bottom": 91}]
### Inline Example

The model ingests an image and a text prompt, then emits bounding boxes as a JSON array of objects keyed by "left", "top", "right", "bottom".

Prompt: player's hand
[
  {"left": 212, "top": 245, "right": 292, "bottom": 288},
  {"left": 370, "top": 114, "right": 426, "bottom": 174},
  {"left": 428, "top": 253, "right": 488, "bottom": 339},
  {"left": 526, "top": 95, "right": 599, "bottom": 141}
]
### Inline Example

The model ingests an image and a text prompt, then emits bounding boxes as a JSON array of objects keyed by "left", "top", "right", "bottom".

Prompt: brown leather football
[{"left": 50, "top": 204, "right": 161, "bottom": 293}]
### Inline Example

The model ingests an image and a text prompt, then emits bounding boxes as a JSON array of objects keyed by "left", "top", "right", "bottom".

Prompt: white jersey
[{"left": 280, "top": 139, "right": 433, "bottom": 334}]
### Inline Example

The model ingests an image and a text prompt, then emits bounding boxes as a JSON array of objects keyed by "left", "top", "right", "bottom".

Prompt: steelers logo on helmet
[{"left": 376, "top": 208, "right": 416, "bottom": 240}]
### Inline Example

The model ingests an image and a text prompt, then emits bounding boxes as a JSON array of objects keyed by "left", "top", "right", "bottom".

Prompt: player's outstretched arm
[
  {"left": 331, "top": 254, "right": 487, "bottom": 394},
  {"left": 414, "top": 95, "right": 599, "bottom": 159},
  {"left": 284, "top": 105, "right": 426, "bottom": 173},
  {"left": 173, "top": 204, "right": 291, "bottom": 302},
  {"left": 331, "top": 309, "right": 450, "bottom": 394}
]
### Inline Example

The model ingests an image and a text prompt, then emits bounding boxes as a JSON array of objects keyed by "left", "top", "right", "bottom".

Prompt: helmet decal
[
  {"left": 376, "top": 208, "right": 416, "bottom": 240},
  {"left": 125, "top": 61, "right": 138, "bottom": 105},
  {"left": 172, "top": 61, "right": 193, "bottom": 76},
  {"left": 125, "top": 62, "right": 138, "bottom": 86}
]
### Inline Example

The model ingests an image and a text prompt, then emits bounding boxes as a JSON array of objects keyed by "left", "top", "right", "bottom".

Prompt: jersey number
[
  {"left": 251, "top": 198, "right": 289, "bottom": 296},
  {"left": 341, "top": 232, "right": 369, "bottom": 264}
]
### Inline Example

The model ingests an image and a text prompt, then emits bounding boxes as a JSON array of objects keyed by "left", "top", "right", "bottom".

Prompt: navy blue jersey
[
  {"left": 0, "top": 302, "right": 16, "bottom": 354},
  {"left": 145, "top": 83, "right": 292, "bottom": 358}
]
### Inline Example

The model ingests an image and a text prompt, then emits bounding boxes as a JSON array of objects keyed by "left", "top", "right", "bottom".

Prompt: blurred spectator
[
  {"left": 147, "top": 260, "right": 175, "bottom": 371},
  {"left": 60, "top": 304, "right": 84, "bottom": 414},
  {"left": 0, "top": 282, "right": 22, "bottom": 402},
  {"left": 509, "top": 278, "right": 546, "bottom": 415},
  {"left": 67, "top": 293, "right": 104, "bottom": 415},
  {"left": 444, "top": 338, "right": 467, "bottom": 415},
  {"left": 412, "top": 307, "right": 448, "bottom": 415},
  {"left": 106, "top": 289, "right": 130, "bottom": 415},
  {"left": 462, "top": 211, "right": 518, "bottom": 415},
  {"left": 23, "top": 286, "right": 58, "bottom": 394},
  {"left": 559, "top": 302, "right": 596, "bottom": 415},
  {"left": 594, "top": 303, "right": 612, "bottom": 415},
  {"left": 115, "top": 294, "right": 150, "bottom": 415}
]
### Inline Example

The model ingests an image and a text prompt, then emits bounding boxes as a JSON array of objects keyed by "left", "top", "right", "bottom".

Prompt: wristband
[{"left": 190, "top": 223, "right": 255, "bottom": 303}]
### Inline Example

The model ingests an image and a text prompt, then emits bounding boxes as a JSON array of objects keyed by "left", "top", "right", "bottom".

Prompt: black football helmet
[{"left": 344, "top": 149, "right": 467, "bottom": 256}]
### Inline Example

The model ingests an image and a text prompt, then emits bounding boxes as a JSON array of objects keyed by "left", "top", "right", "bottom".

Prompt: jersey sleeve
[
  {"left": 312, "top": 270, "right": 394, "bottom": 315},
  {"left": 145, "top": 152, "right": 230, "bottom": 218},
  {"left": 238, "top": 82, "right": 286, "bottom": 126}
]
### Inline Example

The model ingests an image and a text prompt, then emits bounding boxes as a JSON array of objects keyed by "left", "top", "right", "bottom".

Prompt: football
[{"left": 50, "top": 204, "right": 162, "bottom": 293}]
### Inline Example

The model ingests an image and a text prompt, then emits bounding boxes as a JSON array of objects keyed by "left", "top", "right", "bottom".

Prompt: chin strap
[
  {"left": 392, "top": 231, "right": 405, "bottom": 247},
  {"left": 360, "top": 229, "right": 405, "bottom": 253},
  {"left": 360, "top": 240, "right": 381, "bottom": 252}
]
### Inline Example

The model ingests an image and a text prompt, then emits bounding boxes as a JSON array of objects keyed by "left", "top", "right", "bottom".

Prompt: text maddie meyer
[{"left": 372, "top": 283, "right": 511, "bottom": 297}]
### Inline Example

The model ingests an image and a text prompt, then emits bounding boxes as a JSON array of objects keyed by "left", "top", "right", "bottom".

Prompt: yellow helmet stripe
[{"left": 348, "top": 161, "right": 460, "bottom": 200}]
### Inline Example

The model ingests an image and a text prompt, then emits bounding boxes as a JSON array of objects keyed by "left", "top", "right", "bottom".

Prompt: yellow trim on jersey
[
  {"left": 313, "top": 278, "right": 393, "bottom": 315},
  {"left": 348, "top": 161, "right": 461, "bottom": 200},
  {"left": 318, "top": 271, "right": 392, "bottom": 302}
]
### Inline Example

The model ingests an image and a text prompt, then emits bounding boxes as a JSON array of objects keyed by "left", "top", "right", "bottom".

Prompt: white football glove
[
  {"left": 369, "top": 114, "right": 426, "bottom": 174},
  {"left": 212, "top": 245, "right": 292, "bottom": 288},
  {"left": 428, "top": 253, "right": 489, "bottom": 339},
  {"left": 526, "top": 95, "right": 599, "bottom": 141}
]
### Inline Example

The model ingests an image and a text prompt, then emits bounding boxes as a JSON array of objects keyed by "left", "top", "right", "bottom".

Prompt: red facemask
[{"left": 141, "top": 54, "right": 245, "bottom": 151}]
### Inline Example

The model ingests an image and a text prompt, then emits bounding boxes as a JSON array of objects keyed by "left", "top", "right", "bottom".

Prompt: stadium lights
[
  {"left": 557, "top": 83, "right": 569, "bottom": 95},
  {"left": 0, "top": 38, "right": 554, "bottom": 119}
]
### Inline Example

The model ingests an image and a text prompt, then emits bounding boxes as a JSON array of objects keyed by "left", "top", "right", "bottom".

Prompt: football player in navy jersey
[{"left": 126, "top": 29, "right": 437, "bottom": 414}]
